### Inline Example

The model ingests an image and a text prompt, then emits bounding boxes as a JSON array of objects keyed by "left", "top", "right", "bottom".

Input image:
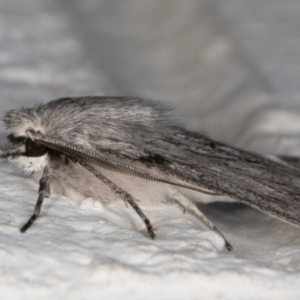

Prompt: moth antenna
[
  {"left": 167, "top": 184, "right": 232, "bottom": 251},
  {"left": 33, "top": 133, "right": 220, "bottom": 196},
  {"left": 20, "top": 167, "right": 50, "bottom": 233},
  {"left": 80, "top": 161, "right": 155, "bottom": 239}
]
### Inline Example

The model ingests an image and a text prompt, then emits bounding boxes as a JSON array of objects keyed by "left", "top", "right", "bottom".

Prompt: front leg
[
  {"left": 20, "top": 167, "right": 50, "bottom": 232},
  {"left": 0, "top": 148, "right": 24, "bottom": 159}
]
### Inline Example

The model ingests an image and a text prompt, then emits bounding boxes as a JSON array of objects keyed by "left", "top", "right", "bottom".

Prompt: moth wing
[{"left": 93, "top": 128, "right": 300, "bottom": 227}]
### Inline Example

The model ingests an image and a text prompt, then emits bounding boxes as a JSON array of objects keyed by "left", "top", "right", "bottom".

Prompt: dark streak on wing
[{"left": 138, "top": 154, "right": 169, "bottom": 166}]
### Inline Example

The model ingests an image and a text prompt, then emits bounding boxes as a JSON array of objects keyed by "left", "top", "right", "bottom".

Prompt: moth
[{"left": 1, "top": 97, "right": 300, "bottom": 251}]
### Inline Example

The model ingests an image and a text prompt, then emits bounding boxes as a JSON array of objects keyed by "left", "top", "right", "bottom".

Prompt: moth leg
[
  {"left": 80, "top": 162, "right": 155, "bottom": 239},
  {"left": 168, "top": 185, "right": 232, "bottom": 251},
  {"left": 20, "top": 167, "right": 50, "bottom": 233},
  {"left": 0, "top": 148, "right": 24, "bottom": 159}
]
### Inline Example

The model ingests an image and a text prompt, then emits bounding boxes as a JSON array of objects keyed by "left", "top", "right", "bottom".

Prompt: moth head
[
  {"left": 4, "top": 135, "right": 49, "bottom": 176},
  {"left": 2, "top": 108, "right": 50, "bottom": 176}
]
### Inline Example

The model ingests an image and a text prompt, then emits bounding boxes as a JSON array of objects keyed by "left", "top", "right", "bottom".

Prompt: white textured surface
[{"left": 0, "top": 160, "right": 300, "bottom": 300}]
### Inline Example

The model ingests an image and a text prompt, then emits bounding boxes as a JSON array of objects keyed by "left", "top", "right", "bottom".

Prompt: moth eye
[{"left": 25, "top": 139, "right": 48, "bottom": 157}]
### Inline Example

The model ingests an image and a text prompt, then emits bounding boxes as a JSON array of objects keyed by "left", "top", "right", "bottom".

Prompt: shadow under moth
[{"left": 1, "top": 97, "right": 300, "bottom": 251}]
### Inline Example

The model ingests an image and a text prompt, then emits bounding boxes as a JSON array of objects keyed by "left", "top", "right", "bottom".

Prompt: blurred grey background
[
  {"left": 2, "top": 0, "right": 300, "bottom": 265},
  {"left": 2, "top": 0, "right": 300, "bottom": 153}
]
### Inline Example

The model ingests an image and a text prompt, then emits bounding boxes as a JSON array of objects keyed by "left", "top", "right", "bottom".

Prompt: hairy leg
[
  {"left": 20, "top": 167, "right": 50, "bottom": 232},
  {"left": 80, "top": 162, "right": 155, "bottom": 239},
  {"left": 0, "top": 148, "right": 24, "bottom": 159}
]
